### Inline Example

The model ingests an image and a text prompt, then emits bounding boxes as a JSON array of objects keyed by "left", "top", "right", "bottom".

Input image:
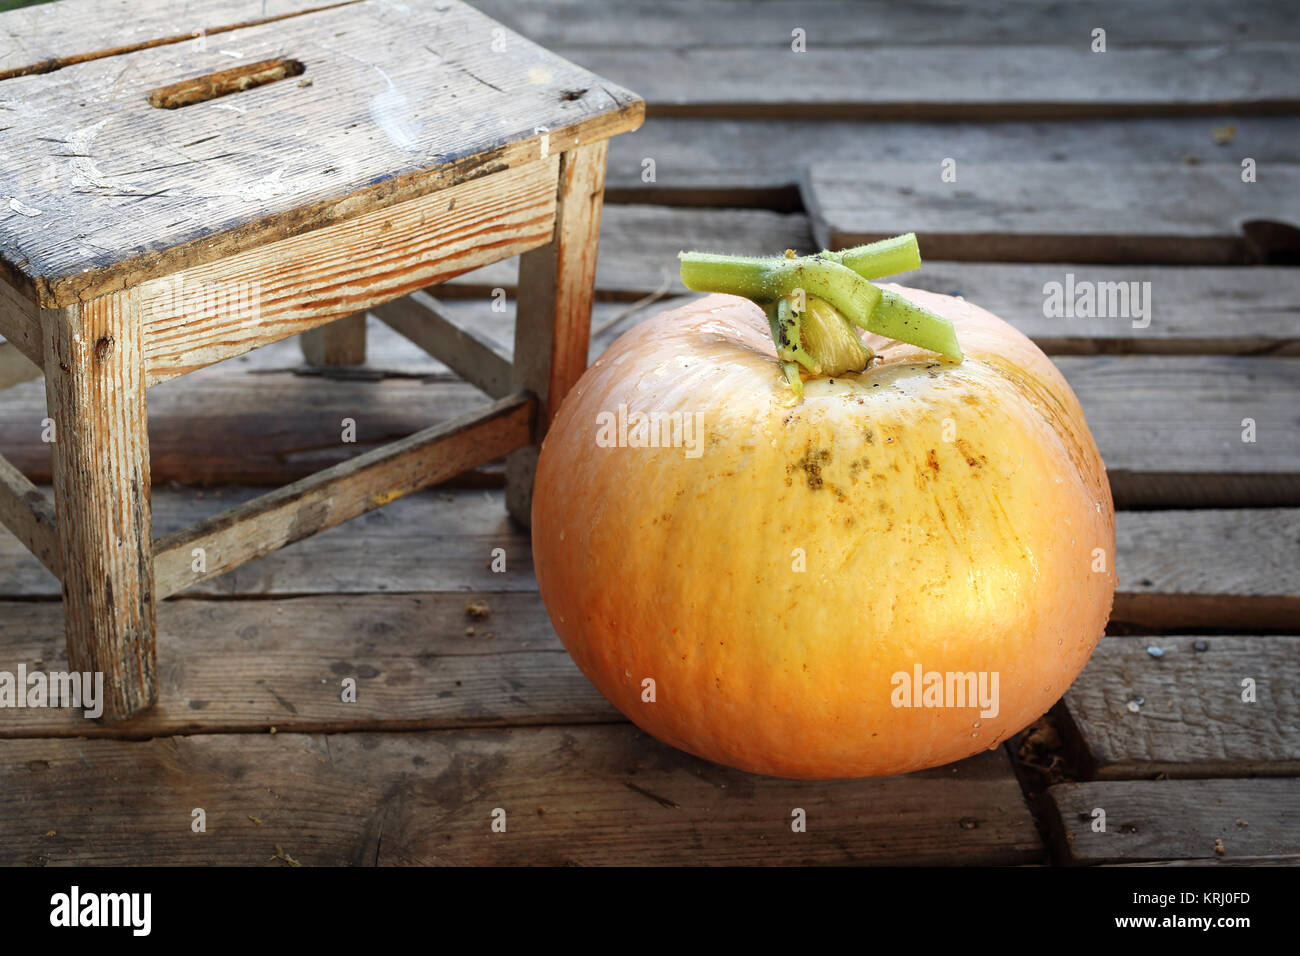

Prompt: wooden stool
[{"left": 0, "top": 0, "right": 642, "bottom": 719}]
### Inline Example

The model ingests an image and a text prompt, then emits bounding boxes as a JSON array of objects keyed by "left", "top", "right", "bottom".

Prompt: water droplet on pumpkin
[
  {"left": 972, "top": 720, "right": 982, "bottom": 728},
  {"left": 971, "top": 732, "right": 979, "bottom": 738}
]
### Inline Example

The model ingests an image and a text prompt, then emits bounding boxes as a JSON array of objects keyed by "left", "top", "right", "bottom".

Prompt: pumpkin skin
[{"left": 532, "top": 287, "right": 1115, "bottom": 779}]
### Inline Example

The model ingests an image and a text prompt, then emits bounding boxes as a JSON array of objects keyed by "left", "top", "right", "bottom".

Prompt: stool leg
[
  {"left": 507, "top": 140, "right": 608, "bottom": 525},
  {"left": 43, "top": 290, "right": 157, "bottom": 719},
  {"left": 301, "top": 313, "right": 367, "bottom": 365}
]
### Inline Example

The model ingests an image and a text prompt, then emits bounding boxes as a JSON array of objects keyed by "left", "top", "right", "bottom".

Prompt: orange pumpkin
[{"left": 532, "top": 287, "right": 1115, "bottom": 779}]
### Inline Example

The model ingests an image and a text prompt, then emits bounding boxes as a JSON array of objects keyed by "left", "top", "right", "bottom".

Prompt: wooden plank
[
  {"left": 0, "top": 730, "right": 1041, "bottom": 865},
  {"left": 474, "top": 0, "right": 1300, "bottom": 48},
  {"left": 0, "top": 451, "right": 58, "bottom": 577},
  {"left": 1113, "top": 510, "right": 1300, "bottom": 631},
  {"left": 1061, "top": 637, "right": 1300, "bottom": 780},
  {"left": 892, "top": 263, "right": 1300, "bottom": 357},
  {"left": 0, "top": 339, "right": 41, "bottom": 389},
  {"left": 445, "top": 204, "right": 815, "bottom": 300},
  {"left": 372, "top": 291, "right": 512, "bottom": 398},
  {"left": 2, "top": 355, "right": 1298, "bottom": 507},
  {"left": 4, "top": 494, "right": 1295, "bottom": 636},
  {"left": 0, "top": 593, "right": 613, "bottom": 737},
  {"left": 0, "top": 365, "right": 503, "bottom": 487},
  {"left": 153, "top": 393, "right": 534, "bottom": 599},
  {"left": 450, "top": 207, "right": 1300, "bottom": 357},
  {"left": 605, "top": 117, "right": 1300, "bottom": 207},
  {"left": 300, "top": 313, "right": 366, "bottom": 366},
  {"left": 140, "top": 158, "right": 558, "bottom": 384},
  {"left": 42, "top": 289, "right": 157, "bottom": 720},
  {"left": 804, "top": 162, "right": 1300, "bottom": 263},
  {"left": 0, "top": 277, "right": 42, "bottom": 367},
  {"left": 508, "top": 141, "right": 608, "bottom": 523},
  {"left": 3, "top": 488, "right": 535, "bottom": 598},
  {"left": 1057, "top": 356, "right": 1300, "bottom": 508},
  {"left": 559, "top": 44, "right": 1300, "bottom": 120},
  {"left": 0, "top": 0, "right": 642, "bottom": 306},
  {"left": 0, "top": 0, "right": 356, "bottom": 78},
  {"left": 1045, "top": 779, "right": 1300, "bottom": 864}
]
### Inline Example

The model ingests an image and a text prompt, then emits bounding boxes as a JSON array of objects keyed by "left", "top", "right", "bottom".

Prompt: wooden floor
[{"left": 1, "top": 0, "right": 1299, "bottom": 866}]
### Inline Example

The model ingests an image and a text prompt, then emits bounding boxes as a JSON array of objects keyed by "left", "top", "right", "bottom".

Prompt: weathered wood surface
[
  {"left": 372, "top": 293, "right": 512, "bottom": 399},
  {"left": 1060, "top": 356, "right": 1300, "bottom": 508},
  {"left": 300, "top": 313, "right": 367, "bottom": 367},
  {"left": 446, "top": 205, "right": 814, "bottom": 298},
  {"left": 1045, "top": 779, "right": 1300, "bottom": 864},
  {"left": 1, "top": 492, "right": 1294, "bottom": 632},
  {"left": 0, "top": 0, "right": 642, "bottom": 305},
  {"left": 804, "top": 162, "right": 1300, "bottom": 263},
  {"left": 1061, "top": 636, "right": 1300, "bottom": 779},
  {"left": 447, "top": 206, "right": 1300, "bottom": 355},
  {"left": 557, "top": 45, "right": 1300, "bottom": 120},
  {"left": 508, "top": 141, "right": 608, "bottom": 523},
  {"left": 0, "top": 451, "right": 58, "bottom": 577},
  {"left": 0, "top": 364, "right": 501, "bottom": 486},
  {"left": 0, "top": 731, "right": 1040, "bottom": 865},
  {"left": 1113, "top": 509, "right": 1300, "bottom": 631},
  {"left": 0, "top": 0, "right": 354, "bottom": 77},
  {"left": 0, "top": 593, "right": 611, "bottom": 737},
  {"left": 6, "top": 348, "right": 1292, "bottom": 506},
  {"left": 0, "top": 490, "right": 533, "bottom": 598},
  {"left": 0, "top": 278, "right": 42, "bottom": 366},
  {"left": 603, "top": 117, "right": 1300, "bottom": 206},
  {"left": 139, "top": 157, "right": 558, "bottom": 384},
  {"left": 42, "top": 290, "right": 157, "bottom": 719},
  {"left": 153, "top": 393, "right": 533, "bottom": 599},
  {"left": 476, "top": 0, "right": 1300, "bottom": 48}
]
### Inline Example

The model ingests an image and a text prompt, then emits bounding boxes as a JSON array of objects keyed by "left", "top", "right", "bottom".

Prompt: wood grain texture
[
  {"left": 804, "top": 162, "right": 1300, "bottom": 263},
  {"left": 2, "top": 490, "right": 538, "bottom": 598},
  {"left": 474, "top": 0, "right": 1300, "bottom": 48},
  {"left": 604, "top": 117, "right": 1300, "bottom": 207},
  {"left": 0, "top": 731, "right": 1041, "bottom": 865},
  {"left": 153, "top": 393, "right": 534, "bottom": 599},
  {"left": 1113, "top": 509, "right": 1300, "bottom": 631},
  {"left": 0, "top": 593, "right": 613, "bottom": 737},
  {"left": 4, "top": 493, "right": 1294, "bottom": 635},
  {"left": 42, "top": 290, "right": 156, "bottom": 720},
  {"left": 446, "top": 204, "right": 814, "bottom": 300},
  {"left": 0, "top": 0, "right": 356, "bottom": 78},
  {"left": 450, "top": 206, "right": 1300, "bottom": 355},
  {"left": 300, "top": 313, "right": 366, "bottom": 366},
  {"left": 508, "top": 141, "right": 608, "bottom": 523},
  {"left": 0, "top": 0, "right": 642, "bottom": 306},
  {"left": 559, "top": 44, "right": 1300, "bottom": 120},
  {"left": 1045, "top": 779, "right": 1300, "bottom": 864},
  {"left": 0, "top": 278, "right": 42, "bottom": 367},
  {"left": 140, "top": 158, "right": 558, "bottom": 384},
  {"left": 1, "top": 341, "right": 1296, "bottom": 507},
  {"left": 1062, "top": 637, "right": 1300, "bottom": 779},
  {"left": 0, "top": 371, "right": 503, "bottom": 487},
  {"left": 372, "top": 292, "right": 512, "bottom": 398},
  {"left": 0, "top": 451, "right": 58, "bottom": 577},
  {"left": 1057, "top": 355, "right": 1300, "bottom": 508}
]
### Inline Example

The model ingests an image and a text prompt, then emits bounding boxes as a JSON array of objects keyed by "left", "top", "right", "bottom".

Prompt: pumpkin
[{"left": 531, "top": 244, "right": 1115, "bottom": 779}]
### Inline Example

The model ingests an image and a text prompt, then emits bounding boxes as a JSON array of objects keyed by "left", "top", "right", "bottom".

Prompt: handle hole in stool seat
[{"left": 148, "top": 58, "right": 306, "bottom": 110}]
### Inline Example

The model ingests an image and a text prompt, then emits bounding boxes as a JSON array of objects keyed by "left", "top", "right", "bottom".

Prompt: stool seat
[
  {"left": 0, "top": 0, "right": 640, "bottom": 308},
  {"left": 0, "top": 0, "right": 642, "bottom": 720}
]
